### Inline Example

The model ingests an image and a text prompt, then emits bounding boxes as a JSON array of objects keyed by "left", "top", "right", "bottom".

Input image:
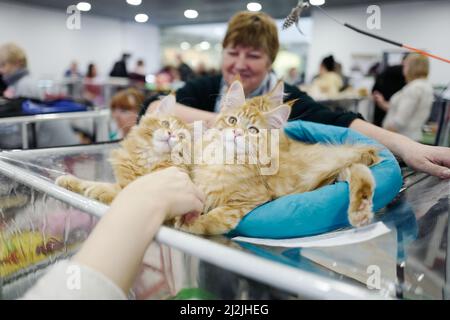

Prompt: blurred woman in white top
[{"left": 373, "top": 53, "right": 434, "bottom": 141}]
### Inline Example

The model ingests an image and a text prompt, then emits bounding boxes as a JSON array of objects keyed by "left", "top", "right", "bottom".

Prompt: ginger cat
[
  {"left": 175, "top": 81, "right": 380, "bottom": 235},
  {"left": 56, "top": 95, "right": 190, "bottom": 204}
]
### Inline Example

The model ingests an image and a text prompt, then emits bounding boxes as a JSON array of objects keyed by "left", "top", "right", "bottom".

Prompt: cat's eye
[
  {"left": 248, "top": 126, "right": 259, "bottom": 134},
  {"left": 161, "top": 120, "right": 170, "bottom": 128},
  {"left": 178, "top": 132, "right": 186, "bottom": 140},
  {"left": 227, "top": 116, "right": 237, "bottom": 125}
]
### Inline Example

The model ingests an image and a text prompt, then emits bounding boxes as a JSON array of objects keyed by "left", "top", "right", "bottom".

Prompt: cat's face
[
  {"left": 138, "top": 95, "right": 190, "bottom": 157},
  {"left": 212, "top": 80, "right": 290, "bottom": 158}
]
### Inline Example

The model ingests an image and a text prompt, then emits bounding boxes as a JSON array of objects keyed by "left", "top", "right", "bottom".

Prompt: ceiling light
[
  {"left": 199, "top": 41, "right": 210, "bottom": 50},
  {"left": 309, "top": 0, "right": 326, "bottom": 5},
  {"left": 184, "top": 9, "right": 198, "bottom": 19},
  {"left": 180, "top": 42, "right": 191, "bottom": 50},
  {"left": 76, "top": 2, "right": 91, "bottom": 11},
  {"left": 126, "top": 0, "right": 142, "bottom": 5},
  {"left": 247, "top": 2, "right": 262, "bottom": 12},
  {"left": 135, "top": 13, "right": 148, "bottom": 23}
]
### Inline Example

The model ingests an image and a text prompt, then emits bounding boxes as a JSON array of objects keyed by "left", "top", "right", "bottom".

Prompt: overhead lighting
[
  {"left": 309, "top": 0, "right": 326, "bottom": 5},
  {"left": 246, "top": 2, "right": 262, "bottom": 12},
  {"left": 180, "top": 42, "right": 191, "bottom": 50},
  {"left": 199, "top": 41, "right": 210, "bottom": 50},
  {"left": 76, "top": 2, "right": 91, "bottom": 12},
  {"left": 126, "top": 0, "right": 142, "bottom": 5},
  {"left": 135, "top": 13, "right": 148, "bottom": 23},
  {"left": 184, "top": 9, "right": 198, "bottom": 19}
]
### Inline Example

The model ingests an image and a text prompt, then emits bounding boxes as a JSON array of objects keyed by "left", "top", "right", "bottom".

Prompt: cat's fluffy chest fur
[{"left": 192, "top": 163, "right": 271, "bottom": 215}]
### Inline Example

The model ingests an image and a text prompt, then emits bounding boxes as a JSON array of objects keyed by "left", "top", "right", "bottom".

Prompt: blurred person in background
[
  {"left": 309, "top": 55, "right": 343, "bottom": 98},
  {"left": 133, "top": 59, "right": 146, "bottom": 76},
  {"left": 110, "top": 53, "right": 130, "bottom": 78},
  {"left": 195, "top": 62, "right": 209, "bottom": 78},
  {"left": 371, "top": 60, "right": 406, "bottom": 126},
  {"left": 141, "top": 11, "right": 450, "bottom": 180},
  {"left": 0, "top": 43, "right": 79, "bottom": 149},
  {"left": 285, "top": 67, "right": 301, "bottom": 86},
  {"left": 83, "top": 63, "right": 103, "bottom": 105},
  {"left": 109, "top": 88, "right": 144, "bottom": 140},
  {"left": 64, "top": 60, "right": 83, "bottom": 98},
  {"left": 176, "top": 53, "right": 195, "bottom": 82},
  {"left": 128, "top": 59, "right": 146, "bottom": 86},
  {"left": 373, "top": 53, "right": 433, "bottom": 141},
  {"left": 64, "top": 60, "right": 82, "bottom": 79}
]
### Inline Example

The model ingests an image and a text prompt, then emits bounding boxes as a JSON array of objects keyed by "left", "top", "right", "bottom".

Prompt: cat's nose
[{"left": 233, "top": 129, "right": 243, "bottom": 137}]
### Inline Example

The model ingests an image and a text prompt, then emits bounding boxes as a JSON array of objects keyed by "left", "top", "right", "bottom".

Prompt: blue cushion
[{"left": 229, "top": 120, "right": 403, "bottom": 239}]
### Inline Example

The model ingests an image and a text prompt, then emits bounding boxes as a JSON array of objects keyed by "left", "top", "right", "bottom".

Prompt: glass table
[{"left": 0, "top": 143, "right": 448, "bottom": 299}]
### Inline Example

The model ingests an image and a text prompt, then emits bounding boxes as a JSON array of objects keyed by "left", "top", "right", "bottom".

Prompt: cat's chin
[{"left": 153, "top": 141, "right": 172, "bottom": 154}]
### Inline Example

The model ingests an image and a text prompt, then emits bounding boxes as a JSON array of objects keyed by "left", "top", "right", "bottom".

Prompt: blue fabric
[
  {"left": 230, "top": 120, "right": 403, "bottom": 239},
  {"left": 22, "top": 99, "right": 87, "bottom": 114}
]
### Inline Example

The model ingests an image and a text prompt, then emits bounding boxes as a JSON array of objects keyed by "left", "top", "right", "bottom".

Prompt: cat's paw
[
  {"left": 173, "top": 212, "right": 200, "bottom": 228},
  {"left": 55, "top": 175, "right": 81, "bottom": 192},
  {"left": 348, "top": 199, "right": 374, "bottom": 227},
  {"left": 173, "top": 216, "right": 183, "bottom": 229},
  {"left": 360, "top": 147, "right": 381, "bottom": 166},
  {"left": 84, "top": 185, "right": 116, "bottom": 205}
]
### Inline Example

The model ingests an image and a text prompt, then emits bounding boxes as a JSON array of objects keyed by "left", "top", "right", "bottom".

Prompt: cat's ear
[
  {"left": 264, "top": 105, "right": 291, "bottom": 129},
  {"left": 268, "top": 80, "right": 285, "bottom": 108},
  {"left": 155, "top": 94, "right": 176, "bottom": 116},
  {"left": 221, "top": 80, "right": 246, "bottom": 111}
]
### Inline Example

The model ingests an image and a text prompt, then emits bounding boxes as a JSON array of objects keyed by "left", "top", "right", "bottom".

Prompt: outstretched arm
[{"left": 350, "top": 119, "right": 450, "bottom": 179}]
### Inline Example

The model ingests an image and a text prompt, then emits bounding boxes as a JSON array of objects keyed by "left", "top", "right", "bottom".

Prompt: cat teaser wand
[{"left": 283, "top": 0, "right": 450, "bottom": 64}]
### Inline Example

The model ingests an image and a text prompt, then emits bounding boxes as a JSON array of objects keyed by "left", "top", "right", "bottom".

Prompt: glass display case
[{"left": 0, "top": 143, "right": 448, "bottom": 300}]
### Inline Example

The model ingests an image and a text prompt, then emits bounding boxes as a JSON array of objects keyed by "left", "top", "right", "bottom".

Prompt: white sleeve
[
  {"left": 388, "top": 85, "right": 422, "bottom": 130},
  {"left": 21, "top": 260, "right": 127, "bottom": 300}
]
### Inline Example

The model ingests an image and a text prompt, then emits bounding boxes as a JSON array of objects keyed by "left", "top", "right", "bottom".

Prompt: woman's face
[
  {"left": 0, "top": 61, "right": 19, "bottom": 77},
  {"left": 112, "top": 107, "right": 138, "bottom": 137},
  {"left": 222, "top": 45, "right": 271, "bottom": 96}
]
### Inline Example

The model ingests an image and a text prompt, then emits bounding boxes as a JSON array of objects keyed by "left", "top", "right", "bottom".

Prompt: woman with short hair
[{"left": 374, "top": 53, "right": 434, "bottom": 141}]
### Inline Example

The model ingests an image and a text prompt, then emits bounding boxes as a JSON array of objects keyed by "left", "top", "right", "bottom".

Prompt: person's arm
[
  {"left": 350, "top": 119, "right": 450, "bottom": 179},
  {"left": 285, "top": 84, "right": 450, "bottom": 180},
  {"left": 23, "top": 167, "right": 204, "bottom": 299},
  {"left": 372, "top": 91, "right": 390, "bottom": 111}
]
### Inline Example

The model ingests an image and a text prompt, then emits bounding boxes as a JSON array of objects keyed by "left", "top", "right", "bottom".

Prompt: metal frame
[{"left": 0, "top": 110, "right": 110, "bottom": 149}]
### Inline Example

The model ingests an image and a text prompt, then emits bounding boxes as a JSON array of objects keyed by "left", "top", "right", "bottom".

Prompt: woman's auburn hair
[
  {"left": 222, "top": 11, "right": 279, "bottom": 63},
  {"left": 405, "top": 53, "right": 429, "bottom": 82},
  {"left": 110, "top": 88, "right": 145, "bottom": 112}
]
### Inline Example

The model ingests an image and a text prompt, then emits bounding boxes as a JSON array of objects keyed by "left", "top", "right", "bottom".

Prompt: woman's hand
[
  {"left": 111, "top": 167, "right": 205, "bottom": 221},
  {"left": 350, "top": 119, "right": 450, "bottom": 179},
  {"left": 400, "top": 142, "right": 450, "bottom": 179},
  {"left": 373, "top": 91, "right": 389, "bottom": 111}
]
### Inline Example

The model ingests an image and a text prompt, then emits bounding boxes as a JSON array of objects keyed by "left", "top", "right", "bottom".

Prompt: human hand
[
  {"left": 372, "top": 91, "right": 388, "bottom": 110},
  {"left": 112, "top": 167, "right": 205, "bottom": 221},
  {"left": 401, "top": 142, "right": 450, "bottom": 179}
]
